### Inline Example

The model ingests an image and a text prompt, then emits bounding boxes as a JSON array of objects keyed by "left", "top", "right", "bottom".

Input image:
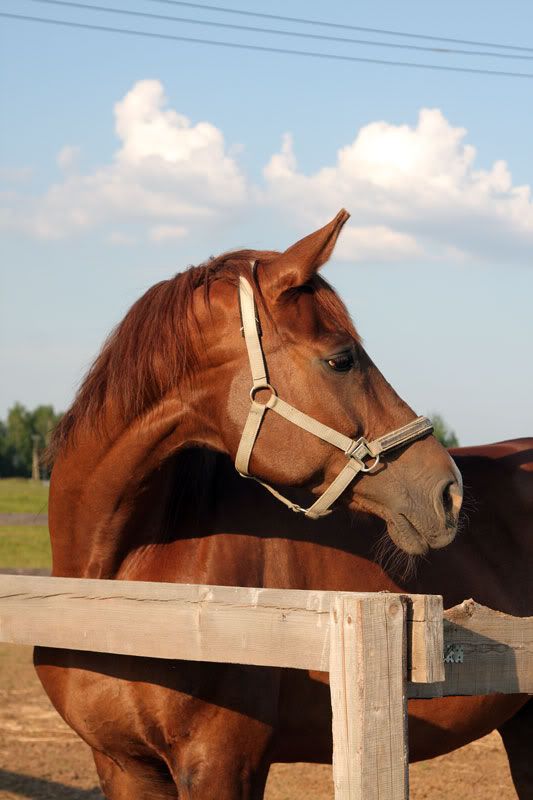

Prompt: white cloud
[
  {"left": 56, "top": 145, "right": 81, "bottom": 171},
  {"left": 2, "top": 93, "right": 533, "bottom": 264},
  {"left": 108, "top": 231, "right": 137, "bottom": 245},
  {"left": 1, "top": 80, "right": 246, "bottom": 240},
  {"left": 336, "top": 226, "right": 421, "bottom": 263},
  {"left": 263, "top": 109, "right": 533, "bottom": 263},
  {"left": 0, "top": 166, "right": 33, "bottom": 183},
  {"left": 149, "top": 223, "right": 187, "bottom": 242}
]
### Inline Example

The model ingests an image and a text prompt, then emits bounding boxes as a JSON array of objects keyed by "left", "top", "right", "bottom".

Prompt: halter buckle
[
  {"left": 359, "top": 453, "right": 381, "bottom": 473},
  {"left": 345, "top": 438, "right": 381, "bottom": 473}
]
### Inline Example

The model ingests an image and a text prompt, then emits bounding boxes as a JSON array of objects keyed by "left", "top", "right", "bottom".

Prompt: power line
[
  {"left": 145, "top": 0, "right": 533, "bottom": 55},
  {"left": 25, "top": 0, "right": 533, "bottom": 61},
  {"left": 4, "top": 11, "right": 533, "bottom": 79}
]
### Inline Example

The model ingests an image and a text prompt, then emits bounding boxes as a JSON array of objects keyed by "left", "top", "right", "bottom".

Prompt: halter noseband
[{"left": 235, "top": 268, "right": 433, "bottom": 519}]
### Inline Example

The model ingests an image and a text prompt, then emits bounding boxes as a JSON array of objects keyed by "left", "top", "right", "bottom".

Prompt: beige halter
[{"left": 235, "top": 270, "right": 433, "bottom": 519}]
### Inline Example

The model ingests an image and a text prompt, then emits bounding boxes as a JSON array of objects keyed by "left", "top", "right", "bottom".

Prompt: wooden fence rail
[{"left": 0, "top": 575, "right": 532, "bottom": 800}]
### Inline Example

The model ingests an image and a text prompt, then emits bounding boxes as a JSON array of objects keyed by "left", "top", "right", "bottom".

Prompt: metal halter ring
[
  {"left": 250, "top": 383, "right": 277, "bottom": 403},
  {"left": 359, "top": 453, "right": 381, "bottom": 473}
]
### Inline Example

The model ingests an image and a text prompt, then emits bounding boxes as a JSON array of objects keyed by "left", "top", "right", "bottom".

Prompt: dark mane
[{"left": 49, "top": 250, "right": 355, "bottom": 461}]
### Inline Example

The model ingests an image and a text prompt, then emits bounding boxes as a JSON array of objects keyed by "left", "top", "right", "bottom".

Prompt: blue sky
[{"left": 1, "top": 0, "right": 532, "bottom": 445}]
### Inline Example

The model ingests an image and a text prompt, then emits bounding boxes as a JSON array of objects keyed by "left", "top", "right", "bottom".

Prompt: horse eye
[{"left": 327, "top": 353, "right": 354, "bottom": 372}]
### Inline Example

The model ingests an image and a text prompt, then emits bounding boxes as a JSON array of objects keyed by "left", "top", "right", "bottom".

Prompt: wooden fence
[{"left": 0, "top": 574, "right": 531, "bottom": 800}]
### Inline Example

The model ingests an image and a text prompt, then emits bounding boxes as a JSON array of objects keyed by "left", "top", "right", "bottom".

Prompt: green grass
[
  {"left": 0, "top": 478, "right": 49, "bottom": 514},
  {"left": 0, "top": 525, "right": 51, "bottom": 568}
]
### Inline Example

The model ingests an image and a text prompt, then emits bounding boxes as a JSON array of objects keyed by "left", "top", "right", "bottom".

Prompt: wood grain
[
  {"left": 329, "top": 594, "right": 408, "bottom": 800},
  {"left": 1, "top": 577, "right": 529, "bottom": 698},
  {"left": 0, "top": 575, "right": 439, "bottom": 677},
  {"left": 408, "top": 594, "right": 445, "bottom": 684},
  {"left": 408, "top": 600, "right": 533, "bottom": 698}
]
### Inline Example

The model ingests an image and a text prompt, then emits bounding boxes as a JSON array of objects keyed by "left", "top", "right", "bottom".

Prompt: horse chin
[
  {"left": 386, "top": 513, "right": 457, "bottom": 555},
  {"left": 386, "top": 515, "right": 431, "bottom": 555}
]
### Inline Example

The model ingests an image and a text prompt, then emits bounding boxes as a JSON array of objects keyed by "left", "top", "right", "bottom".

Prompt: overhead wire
[
  {"left": 145, "top": 0, "right": 533, "bottom": 55},
  {"left": 3, "top": 10, "right": 533, "bottom": 79},
  {"left": 24, "top": 0, "right": 533, "bottom": 61}
]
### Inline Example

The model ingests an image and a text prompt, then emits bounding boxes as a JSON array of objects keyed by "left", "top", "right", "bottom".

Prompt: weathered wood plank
[
  {"left": 0, "top": 575, "right": 332, "bottom": 669},
  {"left": 408, "top": 600, "right": 533, "bottom": 698},
  {"left": 2, "top": 578, "right": 530, "bottom": 697},
  {"left": 0, "top": 575, "right": 440, "bottom": 677},
  {"left": 330, "top": 594, "right": 408, "bottom": 800},
  {"left": 408, "top": 594, "right": 445, "bottom": 684}
]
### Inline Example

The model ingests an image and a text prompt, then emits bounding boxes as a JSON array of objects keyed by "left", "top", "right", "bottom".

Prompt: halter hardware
[
  {"left": 235, "top": 269, "right": 433, "bottom": 519},
  {"left": 345, "top": 438, "right": 381, "bottom": 473},
  {"left": 249, "top": 383, "right": 276, "bottom": 402}
]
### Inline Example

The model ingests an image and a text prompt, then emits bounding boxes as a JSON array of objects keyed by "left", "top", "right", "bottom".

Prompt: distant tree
[
  {"left": 431, "top": 413, "right": 459, "bottom": 448},
  {"left": 31, "top": 405, "right": 60, "bottom": 451},
  {"left": 0, "top": 403, "right": 63, "bottom": 477},
  {"left": 0, "top": 419, "right": 15, "bottom": 476},
  {"left": 5, "top": 403, "right": 32, "bottom": 476},
  {"left": 30, "top": 405, "right": 62, "bottom": 478}
]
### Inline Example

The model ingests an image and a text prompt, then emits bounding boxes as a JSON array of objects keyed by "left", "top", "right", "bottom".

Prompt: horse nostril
[
  {"left": 442, "top": 480, "right": 453, "bottom": 514},
  {"left": 441, "top": 479, "right": 462, "bottom": 527}
]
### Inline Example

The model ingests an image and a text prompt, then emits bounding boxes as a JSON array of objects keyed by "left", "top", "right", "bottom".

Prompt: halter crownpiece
[{"left": 235, "top": 269, "right": 434, "bottom": 519}]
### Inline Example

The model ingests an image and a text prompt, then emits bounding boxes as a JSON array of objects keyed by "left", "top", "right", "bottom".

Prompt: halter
[{"left": 235, "top": 269, "right": 433, "bottom": 519}]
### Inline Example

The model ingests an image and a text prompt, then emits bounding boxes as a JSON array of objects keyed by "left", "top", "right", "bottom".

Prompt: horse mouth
[{"left": 388, "top": 512, "right": 457, "bottom": 555}]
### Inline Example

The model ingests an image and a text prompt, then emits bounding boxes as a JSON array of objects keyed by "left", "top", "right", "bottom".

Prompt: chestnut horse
[{"left": 34, "top": 211, "right": 528, "bottom": 798}]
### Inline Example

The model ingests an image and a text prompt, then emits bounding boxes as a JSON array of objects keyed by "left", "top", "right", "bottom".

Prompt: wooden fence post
[{"left": 329, "top": 594, "right": 408, "bottom": 800}]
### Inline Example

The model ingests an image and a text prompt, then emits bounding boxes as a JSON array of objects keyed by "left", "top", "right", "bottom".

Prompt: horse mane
[{"left": 49, "top": 249, "right": 355, "bottom": 462}]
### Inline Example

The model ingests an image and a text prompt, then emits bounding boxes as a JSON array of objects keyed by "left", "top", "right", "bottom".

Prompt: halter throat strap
[{"left": 235, "top": 274, "right": 433, "bottom": 519}]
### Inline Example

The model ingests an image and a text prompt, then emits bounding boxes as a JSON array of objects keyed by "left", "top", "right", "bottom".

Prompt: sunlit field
[
  {"left": 0, "top": 525, "right": 50, "bottom": 569},
  {"left": 0, "top": 478, "right": 49, "bottom": 515}
]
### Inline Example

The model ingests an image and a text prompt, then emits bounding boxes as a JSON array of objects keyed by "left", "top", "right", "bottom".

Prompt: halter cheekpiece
[{"left": 235, "top": 265, "right": 433, "bottom": 519}]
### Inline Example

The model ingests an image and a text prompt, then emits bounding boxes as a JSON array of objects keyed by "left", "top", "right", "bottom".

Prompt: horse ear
[{"left": 263, "top": 209, "right": 350, "bottom": 299}]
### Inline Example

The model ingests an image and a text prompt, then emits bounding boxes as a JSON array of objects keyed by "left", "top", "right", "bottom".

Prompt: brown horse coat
[
  {"left": 34, "top": 215, "right": 531, "bottom": 798},
  {"left": 35, "top": 440, "right": 532, "bottom": 798}
]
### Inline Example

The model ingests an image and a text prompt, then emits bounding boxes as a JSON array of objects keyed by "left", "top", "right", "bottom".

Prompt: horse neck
[
  {"left": 50, "top": 412, "right": 533, "bottom": 616},
  {"left": 69, "top": 445, "right": 397, "bottom": 592},
  {"left": 48, "top": 396, "right": 220, "bottom": 578},
  {"left": 143, "top": 455, "right": 403, "bottom": 593}
]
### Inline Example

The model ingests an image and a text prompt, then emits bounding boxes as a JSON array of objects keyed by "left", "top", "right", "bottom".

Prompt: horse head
[
  {"left": 51, "top": 210, "right": 462, "bottom": 559},
  {"left": 182, "top": 210, "right": 462, "bottom": 554}
]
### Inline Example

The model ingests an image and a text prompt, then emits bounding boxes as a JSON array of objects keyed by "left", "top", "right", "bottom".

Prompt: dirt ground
[{"left": 0, "top": 644, "right": 517, "bottom": 800}]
